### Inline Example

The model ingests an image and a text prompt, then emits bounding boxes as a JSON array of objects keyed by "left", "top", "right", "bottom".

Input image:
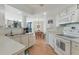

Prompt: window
[{"left": 27, "top": 22, "right": 32, "bottom": 32}]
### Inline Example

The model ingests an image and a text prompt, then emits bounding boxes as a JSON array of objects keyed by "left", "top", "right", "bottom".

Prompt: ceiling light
[
  {"left": 40, "top": 4, "right": 44, "bottom": 7},
  {"left": 43, "top": 12, "right": 47, "bottom": 15}
]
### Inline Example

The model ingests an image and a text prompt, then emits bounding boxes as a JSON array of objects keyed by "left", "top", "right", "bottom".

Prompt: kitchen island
[{"left": 0, "top": 35, "right": 26, "bottom": 55}]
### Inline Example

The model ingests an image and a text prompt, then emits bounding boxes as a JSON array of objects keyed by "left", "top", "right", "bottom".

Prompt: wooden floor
[{"left": 28, "top": 37, "right": 57, "bottom": 55}]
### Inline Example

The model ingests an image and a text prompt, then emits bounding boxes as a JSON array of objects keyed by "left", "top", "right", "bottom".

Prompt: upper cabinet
[{"left": 56, "top": 4, "right": 79, "bottom": 26}]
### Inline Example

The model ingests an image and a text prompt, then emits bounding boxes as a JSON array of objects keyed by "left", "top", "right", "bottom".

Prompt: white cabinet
[
  {"left": 61, "top": 15, "right": 70, "bottom": 24},
  {"left": 9, "top": 35, "right": 22, "bottom": 44},
  {"left": 46, "top": 32, "right": 49, "bottom": 43},
  {"left": 28, "top": 33, "right": 35, "bottom": 47},
  {"left": 72, "top": 42, "right": 79, "bottom": 55},
  {"left": 55, "top": 5, "right": 79, "bottom": 25},
  {"left": 76, "top": 9, "right": 79, "bottom": 22},
  {"left": 46, "top": 32, "right": 55, "bottom": 48},
  {"left": 70, "top": 10, "right": 77, "bottom": 22},
  {"left": 49, "top": 33, "right": 55, "bottom": 48},
  {"left": 17, "top": 51, "right": 25, "bottom": 55},
  {"left": 13, "top": 35, "right": 21, "bottom": 43},
  {"left": 9, "top": 33, "right": 35, "bottom": 49},
  {"left": 21, "top": 34, "right": 28, "bottom": 48},
  {"left": 21, "top": 33, "right": 35, "bottom": 48}
]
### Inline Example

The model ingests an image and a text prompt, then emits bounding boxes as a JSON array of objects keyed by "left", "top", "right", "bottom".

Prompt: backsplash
[{"left": 63, "top": 24, "right": 79, "bottom": 37}]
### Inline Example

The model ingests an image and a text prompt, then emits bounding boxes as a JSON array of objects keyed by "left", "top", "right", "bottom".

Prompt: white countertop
[
  {"left": 56, "top": 34, "right": 79, "bottom": 43},
  {"left": 47, "top": 30, "right": 79, "bottom": 43},
  {"left": 0, "top": 36, "right": 26, "bottom": 55}
]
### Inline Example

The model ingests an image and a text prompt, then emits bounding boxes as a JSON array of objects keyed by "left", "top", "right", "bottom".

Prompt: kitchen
[
  {"left": 46, "top": 4, "right": 79, "bottom": 55},
  {"left": 0, "top": 4, "right": 79, "bottom": 55}
]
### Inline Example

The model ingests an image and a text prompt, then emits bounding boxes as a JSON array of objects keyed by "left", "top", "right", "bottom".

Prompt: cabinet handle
[
  {"left": 66, "top": 42, "right": 69, "bottom": 43},
  {"left": 75, "top": 45, "right": 78, "bottom": 47}
]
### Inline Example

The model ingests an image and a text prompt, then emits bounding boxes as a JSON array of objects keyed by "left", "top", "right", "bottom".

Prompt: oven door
[
  {"left": 55, "top": 37, "right": 70, "bottom": 55},
  {"left": 60, "top": 41, "right": 65, "bottom": 51}
]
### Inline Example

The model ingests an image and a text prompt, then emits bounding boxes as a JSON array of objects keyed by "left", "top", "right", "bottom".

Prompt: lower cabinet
[
  {"left": 28, "top": 33, "right": 35, "bottom": 47},
  {"left": 46, "top": 32, "right": 55, "bottom": 48},
  {"left": 12, "top": 35, "right": 22, "bottom": 43},
  {"left": 46, "top": 33, "right": 79, "bottom": 55},
  {"left": 46, "top": 32, "right": 49, "bottom": 43},
  {"left": 9, "top": 33, "right": 35, "bottom": 49},
  {"left": 16, "top": 51, "right": 25, "bottom": 55},
  {"left": 9, "top": 35, "right": 22, "bottom": 43},
  {"left": 21, "top": 34, "right": 29, "bottom": 48},
  {"left": 49, "top": 33, "right": 55, "bottom": 48},
  {"left": 72, "top": 42, "right": 79, "bottom": 55}
]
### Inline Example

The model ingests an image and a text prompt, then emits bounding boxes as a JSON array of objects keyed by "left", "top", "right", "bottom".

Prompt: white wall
[
  {"left": 33, "top": 21, "right": 44, "bottom": 32},
  {"left": 4, "top": 5, "right": 48, "bottom": 34},
  {"left": 46, "top": 16, "right": 56, "bottom": 31},
  {"left": 27, "top": 15, "right": 56, "bottom": 34},
  {"left": 0, "top": 5, "right": 5, "bottom": 27},
  {"left": 5, "top": 5, "right": 22, "bottom": 21},
  {"left": 26, "top": 16, "right": 46, "bottom": 33},
  {"left": 5, "top": 5, "right": 23, "bottom": 27}
]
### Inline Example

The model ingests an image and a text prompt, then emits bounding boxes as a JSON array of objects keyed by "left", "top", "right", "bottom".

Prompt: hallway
[{"left": 28, "top": 37, "right": 57, "bottom": 55}]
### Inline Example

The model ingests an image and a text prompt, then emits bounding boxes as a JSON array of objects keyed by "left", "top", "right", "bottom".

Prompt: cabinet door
[
  {"left": 72, "top": 42, "right": 79, "bottom": 55},
  {"left": 46, "top": 32, "right": 49, "bottom": 43},
  {"left": 12, "top": 35, "right": 21, "bottom": 43},
  {"left": 21, "top": 34, "right": 35, "bottom": 48},
  {"left": 76, "top": 9, "right": 79, "bottom": 22},
  {"left": 21, "top": 35, "right": 28, "bottom": 48},
  {"left": 48, "top": 33, "right": 55, "bottom": 48},
  {"left": 70, "top": 11, "right": 77, "bottom": 22},
  {"left": 28, "top": 34, "right": 35, "bottom": 47}
]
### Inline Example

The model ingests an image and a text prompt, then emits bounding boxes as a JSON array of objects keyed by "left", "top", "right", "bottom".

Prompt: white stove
[{"left": 63, "top": 24, "right": 79, "bottom": 37}]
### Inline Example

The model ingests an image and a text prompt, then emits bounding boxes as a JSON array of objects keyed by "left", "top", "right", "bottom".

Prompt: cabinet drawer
[
  {"left": 12, "top": 35, "right": 21, "bottom": 43},
  {"left": 21, "top": 38, "right": 28, "bottom": 46},
  {"left": 56, "top": 36, "right": 70, "bottom": 43},
  {"left": 17, "top": 51, "right": 25, "bottom": 55},
  {"left": 72, "top": 42, "right": 79, "bottom": 55},
  {"left": 72, "top": 42, "right": 79, "bottom": 48}
]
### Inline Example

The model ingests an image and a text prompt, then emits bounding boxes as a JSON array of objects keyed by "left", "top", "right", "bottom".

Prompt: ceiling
[{"left": 9, "top": 4, "right": 73, "bottom": 17}]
